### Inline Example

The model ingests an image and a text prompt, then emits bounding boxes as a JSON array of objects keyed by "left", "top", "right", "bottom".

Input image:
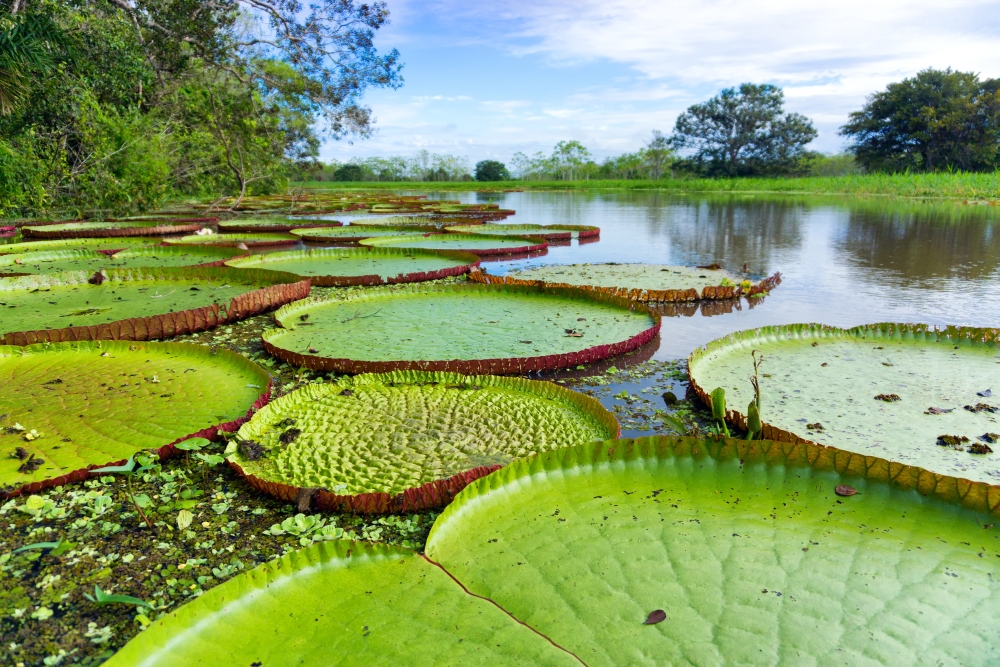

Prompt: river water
[{"left": 342, "top": 191, "right": 1000, "bottom": 360}]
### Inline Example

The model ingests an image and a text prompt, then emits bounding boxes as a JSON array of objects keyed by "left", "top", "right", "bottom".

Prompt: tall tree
[
  {"left": 670, "top": 83, "right": 816, "bottom": 176},
  {"left": 643, "top": 129, "right": 673, "bottom": 178},
  {"left": 841, "top": 68, "right": 1000, "bottom": 173}
]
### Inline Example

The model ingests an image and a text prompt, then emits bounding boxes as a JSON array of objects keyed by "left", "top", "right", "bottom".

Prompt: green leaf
[
  {"left": 0, "top": 246, "right": 244, "bottom": 276},
  {"left": 84, "top": 585, "right": 147, "bottom": 607},
  {"left": 174, "top": 438, "right": 209, "bottom": 452},
  {"left": 361, "top": 233, "right": 543, "bottom": 254},
  {"left": 444, "top": 223, "right": 599, "bottom": 240},
  {"left": 12, "top": 540, "right": 61, "bottom": 554},
  {"left": 505, "top": 262, "right": 744, "bottom": 293},
  {"left": 164, "top": 233, "right": 298, "bottom": 247},
  {"left": 290, "top": 225, "right": 438, "bottom": 243}
]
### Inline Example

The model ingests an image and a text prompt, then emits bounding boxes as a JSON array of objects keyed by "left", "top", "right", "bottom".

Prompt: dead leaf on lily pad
[
  {"left": 834, "top": 485, "right": 857, "bottom": 497},
  {"left": 643, "top": 609, "right": 666, "bottom": 625}
]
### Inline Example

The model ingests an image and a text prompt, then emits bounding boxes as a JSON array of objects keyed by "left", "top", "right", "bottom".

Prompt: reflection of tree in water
[
  {"left": 650, "top": 294, "right": 770, "bottom": 319},
  {"left": 838, "top": 204, "right": 1000, "bottom": 281}
]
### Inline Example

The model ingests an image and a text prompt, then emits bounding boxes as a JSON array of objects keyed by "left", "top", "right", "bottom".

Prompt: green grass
[{"left": 294, "top": 172, "right": 1000, "bottom": 200}]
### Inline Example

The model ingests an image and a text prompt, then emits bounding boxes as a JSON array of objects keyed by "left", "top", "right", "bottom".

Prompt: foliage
[
  {"left": 301, "top": 150, "right": 472, "bottom": 182},
  {"left": 669, "top": 83, "right": 818, "bottom": 176},
  {"left": 841, "top": 68, "right": 1000, "bottom": 173},
  {"left": 474, "top": 159, "right": 509, "bottom": 181}
]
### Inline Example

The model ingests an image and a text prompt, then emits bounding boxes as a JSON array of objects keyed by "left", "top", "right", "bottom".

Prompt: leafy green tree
[
  {"left": 841, "top": 68, "right": 1000, "bottom": 172},
  {"left": 644, "top": 130, "right": 674, "bottom": 178},
  {"left": 333, "top": 164, "right": 363, "bottom": 181},
  {"left": 474, "top": 160, "right": 509, "bottom": 181},
  {"left": 551, "top": 140, "right": 591, "bottom": 180},
  {"left": 0, "top": 12, "right": 66, "bottom": 116},
  {"left": 670, "top": 83, "right": 817, "bottom": 176}
]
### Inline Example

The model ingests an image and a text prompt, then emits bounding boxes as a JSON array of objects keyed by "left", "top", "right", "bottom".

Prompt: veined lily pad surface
[
  {"left": 0, "top": 246, "right": 244, "bottom": 275},
  {"left": 478, "top": 263, "right": 781, "bottom": 302},
  {"left": 0, "top": 238, "right": 159, "bottom": 256},
  {"left": 108, "top": 436, "right": 1000, "bottom": 667},
  {"left": 350, "top": 215, "right": 466, "bottom": 228},
  {"left": 227, "top": 371, "right": 618, "bottom": 512},
  {"left": 225, "top": 247, "right": 478, "bottom": 286},
  {"left": 21, "top": 221, "right": 200, "bottom": 239},
  {"left": 164, "top": 232, "right": 298, "bottom": 247},
  {"left": 262, "top": 283, "right": 660, "bottom": 374},
  {"left": 291, "top": 225, "right": 439, "bottom": 243},
  {"left": 0, "top": 340, "right": 269, "bottom": 496},
  {"left": 688, "top": 323, "right": 1000, "bottom": 483},
  {"left": 217, "top": 218, "right": 342, "bottom": 232},
  {"left": 445, "top": 223, "right": 600, "bottom": 239},
  {"left": 0, "top": 267, "right": 309, "bottom": 345},
  {"left": 361, "top": 233, "right": 547, "bottom": 256}
]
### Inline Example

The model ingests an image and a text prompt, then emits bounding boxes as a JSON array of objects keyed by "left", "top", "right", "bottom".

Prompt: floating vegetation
[
  {"left": 0, "top": 340, "right": 269, "bottom": 497},
  {"left": 227, "top": 371, "right": 618, "bottom": 513},
  {"left": 225, "top": 247, "right": 479, "bottom": 286},
  {"left": 262, "top": 282, "right": 660, "bottom": 374},
  {"left": 0, "top": 238, "right": 160, "bottom": 256},
  {"left": 290, "top": 224, "right": 440, "bottom": 243},
  {"left": 444, "top": 222, "right": 600, "bottom": 239},
  {"left": 361, "top": 233, "right": 548, "bottom": 256},
  {"left": 689, "top": 323, "right": 1000, "bottom": 482},
  {"left": 0, "top": 246, "right": 246, "bottom": 275},
  {"left": 109, "top": 436, "right": 1000, "bottom": 666},
  {"left": 0, "top": 267, "right": 309, "bottom": 345},
  {"left": 164, "top": 232, "right": 299, "bottom": 248},
  {"left": 217, "top": 218, "right": 343, "bottom": 233},
  {"left": 21, "top": 221, "right": 203, "bottom": 240},
  {"left": 472, "top": 263, "right": 782, "bottom": 302}
]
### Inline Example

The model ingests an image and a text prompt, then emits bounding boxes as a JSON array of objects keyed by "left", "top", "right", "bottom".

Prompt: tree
[
  {"left": 334, "top": 164, "right": 363, "bottom": 181},
  {"left": 551, "top": 140, "right": 591, "bottom": 180},
  {"left": 670, "top": 83, "right": 817, "bottom": 176},
  {"left": 643, "top": 130, "right": 674, "bottom": 178},
  {"left": 475, "top": 160, "right": 508, "bottom": 181},
  {"left": 841, "top": 68, "right": 1000, "bottom": 172},
  {"left": 0, "top": 12, "right": 67, "bottom": 115}
]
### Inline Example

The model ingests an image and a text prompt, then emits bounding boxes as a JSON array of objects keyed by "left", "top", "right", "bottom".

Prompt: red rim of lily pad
[
  {"left": 226, "top": 372, "right": 620, "bottom": 514},
  {"left": 362, "top": 233, "right": 549, "bottom": 257},
  {"left": 217, "top": 220, "right": 344, "bottom": 233},
  {"left": 102, "top": 217, "right": 220, "bottom": 224},
  {"left": 469, "top": 268, "right": 783, "bottom": 302},
  {"left": 262, "top": 283, "right": 662, "bottom": 375},
  {"left": 226, "top": 247, "right": 481, "bottom": 287},
  {"left": 1, "top": 340, "right": 273, "bottom": 499},
  {"left": 22, "top": 222, "right": 203, "bottom": 239},
  {"left": 0, "top": 267, "right": 310, "bottom": 346}
]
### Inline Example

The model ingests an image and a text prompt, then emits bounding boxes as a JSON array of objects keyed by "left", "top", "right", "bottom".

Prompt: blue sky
[{"left": 321, "top": 0, "right": 1000, "bottom": 165}]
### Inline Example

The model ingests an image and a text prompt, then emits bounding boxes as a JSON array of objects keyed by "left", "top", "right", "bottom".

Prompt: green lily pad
[
  {"left": 21, "top": 221, "right": 201, "bottom": 239},
  {"left": 291, "top": 225, "right": 440, "bottom": 243},
  {"left": 262, "top": 282, "right": 660, "bottom": 374},
  {"left": 0, "top": 238, "right": 159, "bottom": 256},
  {"left": 350, "top": 215, "right": 459, "bottom": 228},
  {"left": 688, "top": 323, "right": 1000, "bottom": 484},
  {"left": 0, "top": 246, "right": 245, "bottom": 275},
  {"left": 164, "top": 232, "right": 298, "bottom": 248},
  {"left": 0, "top": 340, "right": 269, "bottom": 495},
  {"left": 107, "top": 435, "right": 1000, "bottom": 666},
  {"left": 478, "top": 263, "right": 780, "bottom": 302},
  {"left": 225, "top": 247, "right": 479, "bottom": 287},
  {"left": 0, "top": 266, "right": 309, "bottom": 345},
  {"left": 445, "top": 223, "right": 600, "bottom": 239},
  {"left": 362, "top": 233, "right": 547, "bottom": 256},
  {"left": 227, "top": 370, "right": 618, "bottom": 512},
  {"left": 217, "top": 218, "right": 343, "bottom": 233},
  {"left": 104, "top": 540, "right": 577, "bottom": 667}
]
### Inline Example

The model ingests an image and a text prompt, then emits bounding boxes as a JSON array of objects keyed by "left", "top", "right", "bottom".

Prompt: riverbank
[{"left": 294, "top": 172, "right": 1000, "bottom": 201}]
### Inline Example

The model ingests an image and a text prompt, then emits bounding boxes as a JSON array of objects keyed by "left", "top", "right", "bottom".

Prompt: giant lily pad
[
  {"left": 350, "top": 215, "right": 470, "bottom": 228},
  {"left": 473, "top": 263, "right": 782, "bottom": 302},
  {"left": 227, "top": 371, "right": 618, "bottom": 513},
  {"left": 0, "top": 340, "right": 269, "bottom": 497},
  {"left": 445, "top": 223, "right": 600, "bottom": 239},
  {"left": 225, "top": 247, "right": 479, "bottom": 287},
  {"left": 262, "top": 283, "right": 660, "bottom": 374},
  {"left": 291, "top": 225, "right": 440, "bottom": 243},
  {"left": 0, "top": 238, "right": 159, "bottom": 256},
  {"left": 218, "top": 218, "right": 343, "bottom": 233},
  {"left": 21, "top": 221, "right": 201, "bottom": 239},
  {"left": 0, "top": 246, "right": 245, "bottom": 275},
  {"left": 688, "top": 323, "right": 1000, "bottom": 484},
  {"left": 0, "top": 266, "right": 309, "bottom": 345},
  {"left": 164, "top": 232, "right": 298, "bottom": 248},
  {"left": 362, "top": 233, "right": 547, "bottom": 256},
  {"left": 108, "top": 435, "right": 1000, "bottom": 666}
]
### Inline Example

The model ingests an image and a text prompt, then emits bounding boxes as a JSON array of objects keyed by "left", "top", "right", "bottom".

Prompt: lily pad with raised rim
[
  {"left": 164, "top": 232, "right": 299, "bottom": 248},
  {"left": 0, "top": 340, "right": 269, "bottom": 497},
  {"left": 0, "top": 266, "right": 309, "bottom": 345},
  {"left": 106, "top": 435, "right": 1000, "bottom": 667},
  {"left": 0, "top": 238, "right": 160, "bottom": 256},
  {"left": 0, "top": 246, "right": 246, "bottom": 275},
  {"left": 291, "top": 225, "right": 440, "bottom": 243},
  {"left": 350, "top": 215, "right": 475, "bottom": 228},
  {"left": 262, "top": 282, "right": 660, "bottom": 374},
  {"left": 444, "top": 223, "right": 600, "bottom": 239},
  {"left": 688, "top": 322, "right": 1000, "bottom": 484},
  {"left": 21, "top": 221, "right": 201, "bottom": 239},
  {"left": 226, "top": 370, "right": 619, "bottom": 513},
  {"left": 473, "top": 263, "right": 783, "bottom": 302},
  {"left": 225, "top": 247, "right": 479, "bottom": 287},
  {"left": 361, "top": 233, "right": 547, "bottom": 256},
  {"left": 218, "top": 218, "right": 343, "bottom": 233}
]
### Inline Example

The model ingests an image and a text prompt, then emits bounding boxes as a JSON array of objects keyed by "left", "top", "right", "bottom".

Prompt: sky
[{"left": 320, "top": 0, "right": 1000, "bottom": 165}]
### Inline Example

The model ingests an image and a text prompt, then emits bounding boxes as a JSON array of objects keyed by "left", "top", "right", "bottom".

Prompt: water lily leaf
[
  {"left": 262, "top": 283, "right": 660, "bottom": 375},
  {"left": 164, "top": 233, "right": 299, "bottom": 248},
  {"left": 444, "top": 223, "right": 600, "bottom": 240},
  {"left": 218, "top": 218, "right": 343, "bottom": 233},
  {"left": 0, "top": 266, "right": 308, "bottom": 345},
  {"left": 688, "top": 323, "right": 1000, "bottom": 483},
  {"left": 22, "top": 221, "right": 201, "bottom": 239},
  {"left": 361, "top": 233, "right": 547, "bottom": 256},
  {"left": 0, "top": 246, "right": 246, "bottom": 275},
  {"left": 290, "top": 224, "right": 441, "bottom": 243},
  {"left": 0, "top": 238, "right": 159, "bottom": 256},
  {"left": 0, "top": 340, "right": 270, "bottom": 496},
  {"left": 473, "top": 263, "right": 782, "bottom": 302},
  {"left": 104, "top": 541, "right": 576, "bottom": 667},
  {"left": 228, "top": 371, "right": 618, "bottom": 513},
  {"left": 226, "top": 247, "right": 480, "bottom": 287}
]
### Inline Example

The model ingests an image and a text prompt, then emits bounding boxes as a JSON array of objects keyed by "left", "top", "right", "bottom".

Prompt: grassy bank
[{"left": 294, "top": 172, "right": 1000, "bottom": 200}]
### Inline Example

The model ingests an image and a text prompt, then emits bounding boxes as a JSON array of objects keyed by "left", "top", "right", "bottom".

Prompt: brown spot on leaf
[
  {"left": 237, "top": 439, "right": 267, "bottom": 461},
  {"left": 834, "top": 485, "right": 857, "bottom": 497},
  {"left": 937, "top": 434, "right": 970, "bottom": 448},
  {"left": 87, "top": 271, "right": 105, "bottom": 285},
  {"left": 643, "top": 609, "right": 666, "bottom": 625},
  {"left": 875, "top": 394, "right": 900, "bottom": 402},
  {"left": 968, "top": 443, "right": 993, "bottom": 455},
  {"left": 925, "top": 407, "right": 954, "bottom": 415}
]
